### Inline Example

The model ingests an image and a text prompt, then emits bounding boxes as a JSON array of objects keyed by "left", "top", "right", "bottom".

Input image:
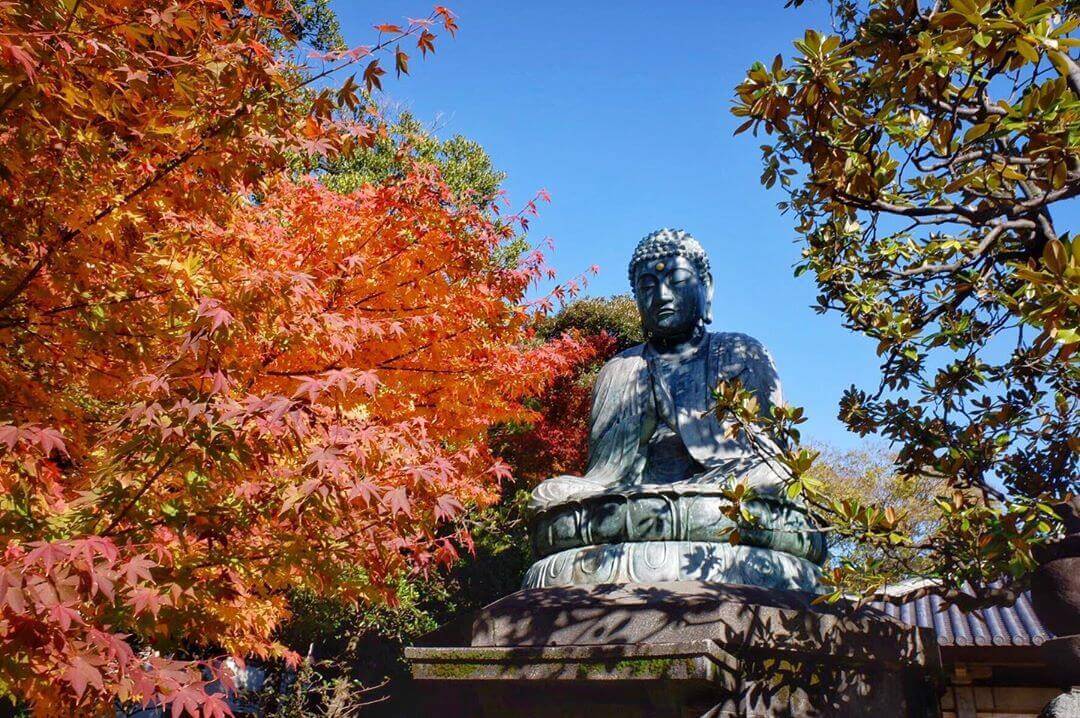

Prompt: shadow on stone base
[{"left": 405, "top": 581, "right": 942, "bottom": 718}]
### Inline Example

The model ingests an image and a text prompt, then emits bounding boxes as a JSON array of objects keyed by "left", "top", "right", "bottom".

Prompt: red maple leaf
[{"left": 63, "top": 656, "right": 104, "bottom": 701}]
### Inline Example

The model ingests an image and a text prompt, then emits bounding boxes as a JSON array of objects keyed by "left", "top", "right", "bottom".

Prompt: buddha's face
[{"left": 633, "top": 254, "right": 711, "bottom": 341}]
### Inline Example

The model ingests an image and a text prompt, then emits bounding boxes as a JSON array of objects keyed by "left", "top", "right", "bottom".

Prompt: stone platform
[{"left": 405, "top": 581, "right": 943, "bottom": 717}]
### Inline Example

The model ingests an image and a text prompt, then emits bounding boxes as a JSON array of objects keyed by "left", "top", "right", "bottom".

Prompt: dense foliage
[
  {"left": 494, "top": 296, "right": 642, "bottom": 482},
  {"left": 0, "top": 2, "right": 589, "bottom": 714},
  {"left": 732, "top": 0, "right": 1078, "bottom": 604},
  {"left": 250, "top": 296, "right": 637, "bottom": 715},
  {"left": 806, "top": 444, "right": 944, "bottom": 580},
  {"left": 216, "top": 110, "right": 603, "bottom": 718}
]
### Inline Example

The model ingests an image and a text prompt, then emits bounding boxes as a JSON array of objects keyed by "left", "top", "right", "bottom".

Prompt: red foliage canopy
[{"left": 0, "top": 1, "right": 587, "bottom": 714}]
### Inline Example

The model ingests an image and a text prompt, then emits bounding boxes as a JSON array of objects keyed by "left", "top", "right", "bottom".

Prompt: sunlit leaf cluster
[{"left": 733, "top": 0, "right": 1078, "bottom": 605}]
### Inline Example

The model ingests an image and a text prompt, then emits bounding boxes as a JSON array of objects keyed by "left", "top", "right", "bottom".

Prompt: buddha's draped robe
[{"left": 529, "top": 332, "right": 789, "bottom": 512}]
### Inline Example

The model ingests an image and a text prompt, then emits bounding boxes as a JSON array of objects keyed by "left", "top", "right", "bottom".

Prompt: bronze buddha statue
[{"left": 524, "top": 229, "right": 825, "bottom": 590}]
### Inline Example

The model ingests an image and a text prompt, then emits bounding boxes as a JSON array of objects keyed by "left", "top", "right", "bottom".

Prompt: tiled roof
[{"left": 872, "top": 589, "right": 1055, "bottom": 647}]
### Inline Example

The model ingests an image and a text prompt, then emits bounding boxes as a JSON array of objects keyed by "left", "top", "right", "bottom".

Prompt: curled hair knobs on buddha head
[
  {"left": 628, "top": 228, "right": 713, "bottom": 324},
  {"left": 628, "top": 229, "right": 710, "bottom": 287}
]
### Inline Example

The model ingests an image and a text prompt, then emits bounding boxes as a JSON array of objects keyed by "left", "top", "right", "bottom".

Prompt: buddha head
[{"left": 629, "top": 229, "right": 713, "bottom": 342}]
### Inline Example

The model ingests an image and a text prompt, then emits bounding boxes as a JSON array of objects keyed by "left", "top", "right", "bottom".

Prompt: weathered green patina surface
[{"left": 524, "top": 230, "right": 824, "bottom": 590}]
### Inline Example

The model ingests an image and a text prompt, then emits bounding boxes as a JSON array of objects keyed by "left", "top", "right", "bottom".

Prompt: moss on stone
[
  {"left": 571, "top": 656, "right": 688, "bottom": 679},
  {"left": 423, "top": 654, "right": 694, "bottom": 681},
  {"left": 425, "top": 661, "right": 485, "bottom": 679}
]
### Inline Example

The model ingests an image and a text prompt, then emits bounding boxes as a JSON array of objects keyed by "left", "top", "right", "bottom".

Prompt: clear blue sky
[{"left": 325, "top": 2, "right": 926, "bottom": 448}]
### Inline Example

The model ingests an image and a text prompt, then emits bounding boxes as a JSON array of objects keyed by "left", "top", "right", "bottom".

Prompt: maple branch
[
  {"left": 99, "top": 439, "right": 194, "bottom": 536},
  {"left": 0, "top": 19, "right": 434, "bottom": 316},
  {"left": 283, "top": 22, "right": 427, "bottom": 97},
  {"left": 355, "top": 303, "right": 434, "bottom": 313},
  {"left": 348, "top": 259, "right": 452, "bottom": 307},
  {"left": 377, "top": 328, "right": 468, "bottom": 368},
  {"left": 264, "top": 367, "right": 339, "bottom": 377},
  {"left": 42, "top": 290, "right": 169, "bottom": 316},
  {"left": 379, "top": 365, "right": 468, "bottom": 374},
  {"left": 263, "top": 329, "right": 472, "bottom": 378},
  {"left": 0, "top": 134, "right": 214, "bottom": 314}
]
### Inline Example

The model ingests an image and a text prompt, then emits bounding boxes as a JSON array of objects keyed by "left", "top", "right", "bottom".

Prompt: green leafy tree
[
  {"left": 319, "top": 112, "right": 505, "bottom": 203},
  {"left": 807, "top": 443, "right": 944, "bottom": 581},
  {"left": 536, "top": 294, "right": 643, "bottom": 349},
  {"left": 731, "top": 0, "right": 1078, "bottom": 605},
  {"left": 289, "top": 0, "right": 345, "bottom": 53}
]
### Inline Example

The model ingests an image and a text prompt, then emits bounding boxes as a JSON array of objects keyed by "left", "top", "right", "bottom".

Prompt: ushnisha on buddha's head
[{"left": 628, "top": 229, "right": 714, "bottom": 343}]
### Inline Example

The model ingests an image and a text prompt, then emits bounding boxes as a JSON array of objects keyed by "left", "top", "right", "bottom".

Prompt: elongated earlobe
[{"left": 703, "top": 273, "right": 714, "bottom": 324}]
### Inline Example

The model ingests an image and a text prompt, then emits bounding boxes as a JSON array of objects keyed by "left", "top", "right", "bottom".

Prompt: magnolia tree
[
  {"left": 0, "top": 2, "right": 588, "bottom": 715},
  {"left": 730, "top": 0, "right": 1079, "bottom": 604}
]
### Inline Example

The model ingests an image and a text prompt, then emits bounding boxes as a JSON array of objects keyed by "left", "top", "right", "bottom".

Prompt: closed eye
[{"left": 670, "top": 269, "right": 694, "bottom": 285}]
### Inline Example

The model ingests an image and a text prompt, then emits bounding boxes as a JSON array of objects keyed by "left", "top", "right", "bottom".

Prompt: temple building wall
[{"left": 941, "top": 683, "right": 1061, "bottom": 718}]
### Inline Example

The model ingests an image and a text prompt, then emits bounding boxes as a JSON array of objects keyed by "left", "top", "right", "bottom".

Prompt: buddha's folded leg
[
  {"left": 685, "top": 459, "right": 790, "bottom": 498},
  {"left": 528, "top": 475, "right": 608, "bottom": 513}
]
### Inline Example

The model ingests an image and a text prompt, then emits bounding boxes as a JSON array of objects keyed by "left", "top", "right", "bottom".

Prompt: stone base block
[
  {"left": 405, "top": 581, "right": 942, "bottom": 718},
  {"left": 1039, "top": 634, "right": 1080, "bottom": 684}
]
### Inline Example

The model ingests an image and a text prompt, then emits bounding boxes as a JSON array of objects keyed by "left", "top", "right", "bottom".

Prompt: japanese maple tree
[
  {"left": 0, "top": 1, "right": 585, "bottom": 715},
  {"left": 494, "top": 296, "right": 642, "bottom": 483}
]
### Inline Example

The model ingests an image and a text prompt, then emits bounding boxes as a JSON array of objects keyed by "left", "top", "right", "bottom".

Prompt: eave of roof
[{"left": 871, "top": 589, "right": 1055, "bottom": 648}]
